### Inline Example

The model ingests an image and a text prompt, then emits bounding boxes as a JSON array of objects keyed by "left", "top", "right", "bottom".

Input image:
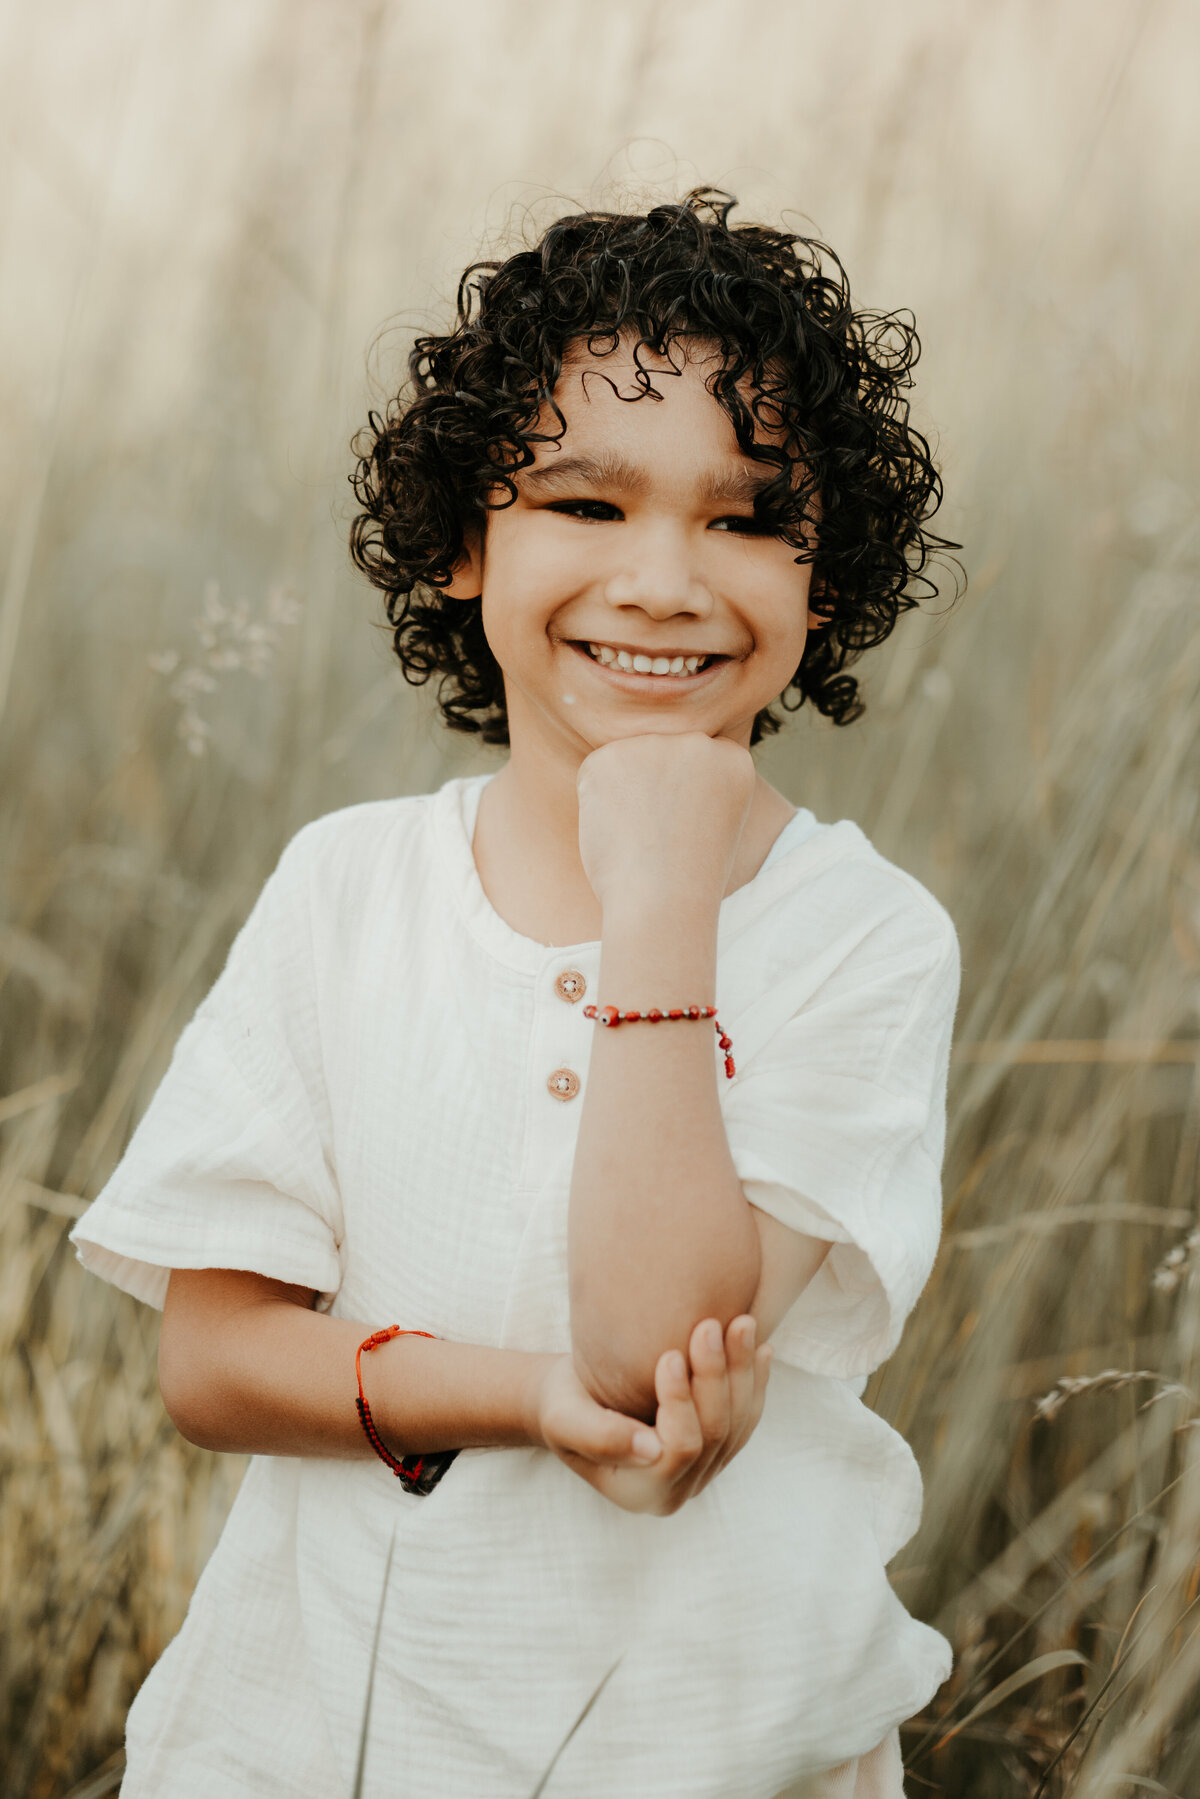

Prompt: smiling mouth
[{"left": 572, "top": 641, "right": 726, "bottom": 678}]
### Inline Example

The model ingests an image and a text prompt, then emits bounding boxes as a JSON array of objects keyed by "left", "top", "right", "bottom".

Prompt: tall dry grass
[{"left": 1, "top": 1, "right": 1198, "bottom": 1794}]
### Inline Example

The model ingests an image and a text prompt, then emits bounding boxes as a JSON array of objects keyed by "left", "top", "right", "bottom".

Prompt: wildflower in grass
[
  {"left": 148, "top": 580, "right": 301, "bottom": 755},
  {"left": 1151, "top": 1228, "right": 1200, "bottom": 1294},
  {"left": 1033, "top": 1369, "right": 1194, "bottom": 1424}
]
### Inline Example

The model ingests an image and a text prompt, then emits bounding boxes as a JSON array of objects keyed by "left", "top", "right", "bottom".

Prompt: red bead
[
  {"left": 718, "top": 1034, "right": 731, "bottom": 1050},
  {"left": 686, "top": 1006, "right": 700, "bottom": 1019},
  {"left": 601, "top": 1005, "right": 620, "bottom": 1026},
  {"left": 583, "top": 1004, "right": 596, "bottom": 1018},
  {"left": 647, "top": 1008, "right": 663, "bottom": 1022},
  {"left": 623, "top": 1010, "right": 641, "bottom": 1022},
  {"left": 705, "top": 1006, "right": 717, "bottom": 1017},
  {"left": 668, "top": 1008, "right": 683, "bottom": 1020},
  {"left": 724, "top": 1056, "right": 736, "bottom": 1078}
]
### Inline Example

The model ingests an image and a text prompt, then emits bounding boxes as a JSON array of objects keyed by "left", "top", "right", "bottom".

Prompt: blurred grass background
[{"left": 1, "top": 0, "right": 1198, "bottom": 1793}]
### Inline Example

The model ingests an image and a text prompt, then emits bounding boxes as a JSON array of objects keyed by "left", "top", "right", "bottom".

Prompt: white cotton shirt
[{"left": 70, "top": 772, "right": 960, "bottom": 1799}]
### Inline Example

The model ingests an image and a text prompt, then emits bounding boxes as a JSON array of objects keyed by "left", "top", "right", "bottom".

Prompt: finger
[
  {"left": 706, "top": 1340, "right": 774, "bottom": 1487},
  {"left": 686, "top": 1316, "right": 732, "bottom": 1482},
  {"left": 569, "top": 1406, "right": 663, "bottom": 1468},
  {"left": 726, "top": 1342, "right": 773, "bottom": 1458},
  {"left": 687, "top": 1317, "right": 756, "bottom": 1494},
  {"left": 653, "top": 1348, "right": 704, "bottom": 1476},
  {"left": 723, "top": 1314, "right": 758, "bottom": 1437}
]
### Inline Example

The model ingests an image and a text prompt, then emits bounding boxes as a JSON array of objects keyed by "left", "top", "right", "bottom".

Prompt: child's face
[{"left": 448, "top": 336, "right": 822, "bottom": 763}]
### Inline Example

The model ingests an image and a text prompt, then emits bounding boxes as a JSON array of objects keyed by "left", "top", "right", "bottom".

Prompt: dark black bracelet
[{"left": 355, "top": 1326, "right": 459, "bottom": 1495}]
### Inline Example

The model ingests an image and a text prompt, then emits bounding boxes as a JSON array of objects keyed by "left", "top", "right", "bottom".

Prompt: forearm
[
  {"left": 568, "top": 896, "right": 761, "bottom": 1417},
  {"left": 160, "top": 1269, "right": 553, "bottom": 1458}
]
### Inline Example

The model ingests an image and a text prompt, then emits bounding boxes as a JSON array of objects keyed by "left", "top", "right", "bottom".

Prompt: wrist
[
  {"left": 597, "top": 906, "right": 719, "bottom": 1008},
  {"left": 601, "top": 882, "right": 723, "bottom": 934},
  {"left": 521, "top": 1352, "right": 559, "bottom": 1449},
  {"left": 600, "top": 896, "right": 721, "bottom": 966}
]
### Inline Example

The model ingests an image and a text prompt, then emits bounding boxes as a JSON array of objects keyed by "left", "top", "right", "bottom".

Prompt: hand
[
  {"left": 534, "top": 1353, "right": 666, "bottom": 1475},
  {"left": 539, "top": 1315, "right": 772, "bottom": 1516},
  {"left": 576, "top": 733, "right": 755, "bottom": 916}
]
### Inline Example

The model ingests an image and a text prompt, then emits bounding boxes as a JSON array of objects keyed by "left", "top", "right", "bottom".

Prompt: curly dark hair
[{"left": 349, "top": 188, "right": 958, "bottom": 745}]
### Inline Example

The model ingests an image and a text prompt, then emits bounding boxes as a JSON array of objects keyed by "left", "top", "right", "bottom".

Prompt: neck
[
  {"left": 490, "top": 729, "right": 585, "bottom": 855},
  {"left": 472, "top": 722, "right": 603, "bottom": 946}
]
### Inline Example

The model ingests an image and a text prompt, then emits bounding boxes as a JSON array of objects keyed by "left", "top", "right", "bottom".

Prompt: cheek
[
  {"left": 485, "top": 521, "right": 586, "bottom": 610},
  {"left": 750, "top": 566, "right": 813, "bottom": 653},
  {"left": 478, "top": 536, "right": 568, "bottom": 664}
]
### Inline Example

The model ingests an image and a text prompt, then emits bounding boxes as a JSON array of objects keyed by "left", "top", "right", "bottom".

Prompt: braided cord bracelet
[
  {"left": 355, "top": 1326, "right": 459, "bottom": 1496},
  {"left": 582, "top": 1002, "right": 735, "bottom": 1080}
]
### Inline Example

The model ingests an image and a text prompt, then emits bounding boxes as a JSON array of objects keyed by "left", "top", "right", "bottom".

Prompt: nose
[{"left": 604, "top": 524, "right": 714, "bottom": 620}]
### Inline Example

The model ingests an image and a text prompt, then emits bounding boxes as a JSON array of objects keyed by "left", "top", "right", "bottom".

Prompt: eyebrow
[{"left": 517, "top": 451, "right": 780, "bottom": 507}]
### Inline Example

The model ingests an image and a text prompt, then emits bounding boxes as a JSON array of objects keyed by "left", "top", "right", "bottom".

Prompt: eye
[
  {"left": 709, "top": 514, "right": 779, "bottom": 537},
  {"left": 545, "top": 499, "right": 623, "bottom": 523}
]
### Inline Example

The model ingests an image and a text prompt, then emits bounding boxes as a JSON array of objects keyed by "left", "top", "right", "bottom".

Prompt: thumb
[
  {"left": 576, "top": 1408, "right": 662, "bottom": 1467},
  {"left": 601, "top": 1413, "right": 662, "bottom": 1466}
]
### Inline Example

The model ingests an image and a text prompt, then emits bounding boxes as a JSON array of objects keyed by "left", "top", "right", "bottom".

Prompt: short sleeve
[
  {"left": 724, "top": 903, "right": 960, "bottom": 1380},
  {"left": 69, "top": 827, "right": 344, "bottom": 1310}
]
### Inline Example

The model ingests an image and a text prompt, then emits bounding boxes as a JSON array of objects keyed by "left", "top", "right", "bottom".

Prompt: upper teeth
[{"left": 587, "top": 644, "right": 709, "bottom": 676}]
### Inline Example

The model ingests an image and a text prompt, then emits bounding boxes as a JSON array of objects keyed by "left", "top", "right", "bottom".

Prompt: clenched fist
[{"left": 576, "top": 733, "right": 756, "bottom": 916}]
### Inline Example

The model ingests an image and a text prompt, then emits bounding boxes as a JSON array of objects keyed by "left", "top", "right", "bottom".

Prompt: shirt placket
[{"left": 517, "top": 947, "right": 601, "bottom": 1189}]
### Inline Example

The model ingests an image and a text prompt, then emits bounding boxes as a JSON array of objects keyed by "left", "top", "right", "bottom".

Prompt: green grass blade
[
  {"left": 350, "top": 1522, "right": 398, "bottom": 1799},
  {"left": 527, "top": 1656, "right": 623, "bottom": 1799}
]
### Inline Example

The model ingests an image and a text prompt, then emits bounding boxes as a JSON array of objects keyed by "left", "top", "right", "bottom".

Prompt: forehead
[{"left": 521, "top": 334, "right": 787, "bottom": 491}]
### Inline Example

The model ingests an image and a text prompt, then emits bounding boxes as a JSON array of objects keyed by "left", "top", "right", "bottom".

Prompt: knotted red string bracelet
[
  {"left": 355, "top": 1327, "right": 458, "bottom": 1496},
  {"left": 582, "top": 1002, "right": 735, "bottom": 1080}
]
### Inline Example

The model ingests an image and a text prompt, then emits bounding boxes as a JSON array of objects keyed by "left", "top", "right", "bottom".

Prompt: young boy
[{"left": 72, "top": 189, "right": 960, "bottom": 1797}]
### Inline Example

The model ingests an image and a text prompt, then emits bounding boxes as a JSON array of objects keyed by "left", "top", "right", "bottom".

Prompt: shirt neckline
[{"left": 432, "top": 769, "right": 857, "bottom": 974}]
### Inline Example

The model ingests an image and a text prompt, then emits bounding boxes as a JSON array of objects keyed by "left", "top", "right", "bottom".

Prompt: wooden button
[
  {"left": 547, "top": 1068, "right": 581, "bottom": 1101},
  {"left": 554, "top": 969, "right": 587, "bottom": 1004}
]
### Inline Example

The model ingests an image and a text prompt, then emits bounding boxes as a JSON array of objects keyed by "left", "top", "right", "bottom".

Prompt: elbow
[
  {"left": 569, "top": 1283, "right": 674, "bottom": 1419},
  {"left": 572, "top": 1339, "right": 660, "bottom": 1424},
  {"left": 158, "top": 1324, "right": 228, "bottom": 1451},
  {"left": 568, "top": 1217, "right": 762, "bottom": 1420},
  {"left": 158, "top": 1370, "right": 210, "bottom": 1450},
  {"left": 571, "top": 1278, "right": 761, "bottom": 1424}
]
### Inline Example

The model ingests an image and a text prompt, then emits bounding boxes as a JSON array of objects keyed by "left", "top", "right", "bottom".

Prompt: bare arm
[
  {"left": 748, "top": 1207, "right": 833, "bottom": 1341},
  {"left": 157, "top": 1267, "right": 776, "bottom": 1517},
  {"left": 568, "top": 893, "right": 761, "bottom": 1416},
  {"left": 568, "top": 737, "right": 833, "bottom": 1417},
  {"left": 159, "top": 1267, "right": 557, "bottom": 1457}
]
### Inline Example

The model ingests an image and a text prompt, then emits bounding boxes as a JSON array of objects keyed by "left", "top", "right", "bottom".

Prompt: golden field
[{"left": 0, "top": 2, "right": 1197, "bottom": 1793}]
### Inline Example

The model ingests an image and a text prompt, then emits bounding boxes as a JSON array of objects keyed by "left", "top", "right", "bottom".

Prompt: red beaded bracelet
[
  {"left": 582, "top": 1002, "right": 736, "bottom": 1079},
  {"left": 355, "top": 1326, "right": 458, "bottom": 1496}
]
